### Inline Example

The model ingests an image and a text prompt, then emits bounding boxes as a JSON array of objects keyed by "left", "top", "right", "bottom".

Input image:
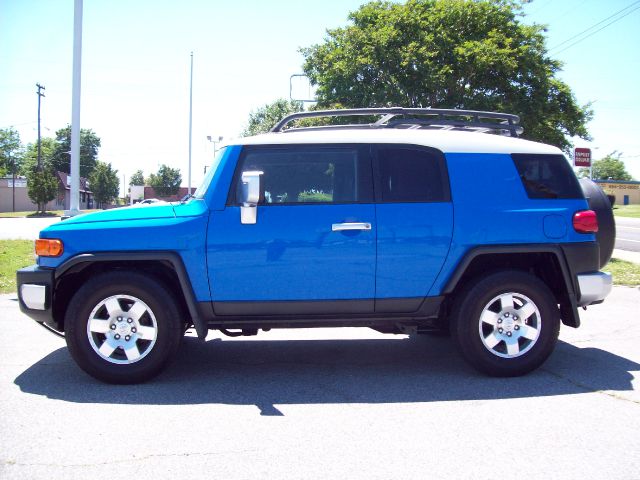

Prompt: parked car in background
[{"left": 138, "top": 198, "right": 165, "bottom": 205}]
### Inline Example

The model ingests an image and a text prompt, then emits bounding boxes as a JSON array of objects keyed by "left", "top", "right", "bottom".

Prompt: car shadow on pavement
[{"left": 14, "top": 335, "right": 638, "bottom": 415}]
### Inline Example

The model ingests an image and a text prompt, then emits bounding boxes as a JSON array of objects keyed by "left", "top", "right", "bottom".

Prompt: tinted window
[
  {"left": 375, "top": 146, "right": 450, "bottom": 203},
  {"left": 234, "top": 146, "right": 370, "bottom": 204},
  {"left": 512, "top": 154, "right": 583, "bottom": 199}
]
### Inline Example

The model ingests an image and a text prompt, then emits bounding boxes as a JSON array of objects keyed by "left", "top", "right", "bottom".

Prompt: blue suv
[{"left": 17, "top": 108, "right": 614, "bottom": 383}]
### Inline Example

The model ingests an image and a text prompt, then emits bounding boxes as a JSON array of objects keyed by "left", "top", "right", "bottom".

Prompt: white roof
[{"left": 236, "top": 128, "right": 562, "bottom": 155}]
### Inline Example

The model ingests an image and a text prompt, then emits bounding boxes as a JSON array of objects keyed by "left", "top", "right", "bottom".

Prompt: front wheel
[
  {"left": 65, "top": 271, "right": 183, "bottom": 384},
  {"left": 450, "top": 270, "right": 560, "bottom": 377}
]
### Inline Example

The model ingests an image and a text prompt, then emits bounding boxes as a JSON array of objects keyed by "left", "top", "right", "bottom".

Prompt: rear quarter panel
[{"left": 428, "top": 152, "right": 593, "bottom": 296}]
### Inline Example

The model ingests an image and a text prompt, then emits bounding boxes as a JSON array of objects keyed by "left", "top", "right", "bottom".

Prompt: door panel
[
  {"left": 208, "top": 204, "right": 376, "bottom": 312},
  {"left": 375, "top": 202, "right": 453, "bottom": 306}
]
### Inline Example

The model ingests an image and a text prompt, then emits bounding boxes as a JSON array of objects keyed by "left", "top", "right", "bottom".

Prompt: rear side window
[
  {"left": 374, "top": 146, "right": 450, "bottom": 203},
  {"left": 512, "top": 154, "right": 583, "bottom": 199}
]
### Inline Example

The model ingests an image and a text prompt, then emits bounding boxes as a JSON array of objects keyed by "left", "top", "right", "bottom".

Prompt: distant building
[
  {"left": 595, "top": 179, "right": 640, "bottom": 205},
  {"left": 54, "top": 171, "right": 94, "bottom": 210},
  {"left": 0, "top": 171, "right": 93, "bottom": 213}
]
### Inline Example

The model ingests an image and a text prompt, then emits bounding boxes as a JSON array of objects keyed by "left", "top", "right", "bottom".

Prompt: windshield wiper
[{"left": 180, "top": 193, "right": 195, "bottom": 203}]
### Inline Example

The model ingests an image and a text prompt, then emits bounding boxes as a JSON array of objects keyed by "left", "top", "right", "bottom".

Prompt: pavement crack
[
  {"left": 542, "top": 367, "right": 640, "bottom": 406},
  {"left": 2, "top": 449, "right": 260, "bottom": 468}
]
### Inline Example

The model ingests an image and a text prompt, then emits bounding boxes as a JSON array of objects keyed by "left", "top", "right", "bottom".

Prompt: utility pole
[
  {"left": 10, "top": 153, "right": 15, "bottom": 212},
  {"left": 36, "top": 83, "right": 45, "bottom": 171}
]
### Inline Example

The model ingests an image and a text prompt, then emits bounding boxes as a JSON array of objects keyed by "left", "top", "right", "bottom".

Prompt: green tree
[
  {"left": 50, "top": 126, "right": 101, "bottom": 178},
  {"left": 26, "top": 169, "right": 58, "bottom": 213},
  {"left": 242, "top": 99, "right": 304, "bottom": 136},
  {"left": 129, "top": 169, "right": 145, "bottom": 186},
  {"left": 21, "top": 138, "right": 56, "bottom": 175},
  {"left": 148, "top": 164, "right": 182, "bottom": 197},
  {"left": 0, "top": 127, "right": 23, "bottom": 177},
  {"left": 300, "top": 0, "right": 591, "bottom": 151},
  {"left": 590, "top": 152, "right": 633, "bottom": 181},
  {"left": 89, "top": 161, "right": 120, "bottom": 208}
]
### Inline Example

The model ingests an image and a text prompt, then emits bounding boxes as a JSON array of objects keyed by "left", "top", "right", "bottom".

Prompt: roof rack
[{"left": 270, "top": 107, "right": 523, "bottom": 137}]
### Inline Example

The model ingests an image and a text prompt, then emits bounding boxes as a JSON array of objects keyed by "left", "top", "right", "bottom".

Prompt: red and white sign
[{"left": 574, "top": 147, "right": 591, "bottom": 167}]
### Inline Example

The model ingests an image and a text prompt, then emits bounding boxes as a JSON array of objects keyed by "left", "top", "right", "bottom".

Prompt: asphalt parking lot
[{"left": 1, "top": 286, "right": 639, "bottom": 479}]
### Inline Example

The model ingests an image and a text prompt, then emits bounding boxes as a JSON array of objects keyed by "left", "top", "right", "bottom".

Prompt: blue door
[
  {"left": 372, "top": 145, "right": 453, "bottom": 312},
  {"left": 207, "top": 144, "right": 376, "bottom": 315}
]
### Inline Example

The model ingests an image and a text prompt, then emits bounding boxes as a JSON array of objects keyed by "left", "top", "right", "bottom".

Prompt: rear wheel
[
  {"left": 65, "top": 271, "right": 182, "bottom": 384},
  {"left": 450, "top": 270, "right": 560, "bottom": 376}
]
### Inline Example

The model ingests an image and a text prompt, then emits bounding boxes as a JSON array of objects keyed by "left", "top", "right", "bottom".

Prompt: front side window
[
  {"left": 375, "top": 146, "right": 450, "bottom": 203},
  {"left": 233, "top": 145, "right": 371, "bottom": 205}
]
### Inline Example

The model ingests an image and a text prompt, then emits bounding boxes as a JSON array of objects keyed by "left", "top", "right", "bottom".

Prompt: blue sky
[{"left": 1, "top": 0, "right": 639, "bottom": 194}]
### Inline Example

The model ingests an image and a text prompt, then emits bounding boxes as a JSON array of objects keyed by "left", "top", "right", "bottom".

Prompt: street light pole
[
  {"left": 67, "top": 0, "right": 83, "bottom": 216},
  {"left": 205, "top": 135, "right": 223, "bottom": 172},
  {"left": 188, "top": 52, "right": 194, "bottom": 195}
]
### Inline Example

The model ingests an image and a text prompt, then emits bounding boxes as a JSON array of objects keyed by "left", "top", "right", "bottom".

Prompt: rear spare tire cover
[{"left": 579, "top": 178, "right": 616, "bottom": 268}]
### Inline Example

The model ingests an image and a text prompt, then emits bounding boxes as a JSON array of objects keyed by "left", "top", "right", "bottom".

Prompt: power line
[
  {"left": 550, "top": 0, "right": 591, "bottom": 23},
  {"left": 550, "top": 1, "right": 640, "bottom": 50},
  {"left": 549, "top": 1, "right": 640, "bottom": 53}
]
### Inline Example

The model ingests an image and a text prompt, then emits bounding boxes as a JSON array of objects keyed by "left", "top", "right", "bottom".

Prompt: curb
[{"left": 611, "top": 249, "right": 640, "bottom": 265}]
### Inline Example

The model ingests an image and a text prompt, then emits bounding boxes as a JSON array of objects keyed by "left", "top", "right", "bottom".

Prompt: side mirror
[{"left": 240, "top": 171, "right": 263, "bottom": 224}]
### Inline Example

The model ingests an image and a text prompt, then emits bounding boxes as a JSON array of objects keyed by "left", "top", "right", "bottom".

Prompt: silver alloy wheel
[
  {"left": 478, "top": 292, "right": 541, "bottom": 358},
  {"left": 86, "top": 294, "right": 158, "bottom": 365}
]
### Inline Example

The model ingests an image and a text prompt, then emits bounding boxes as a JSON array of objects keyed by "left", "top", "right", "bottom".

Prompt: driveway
[{"left": 1, "top": 286, "right": 639, "bottom": 479}]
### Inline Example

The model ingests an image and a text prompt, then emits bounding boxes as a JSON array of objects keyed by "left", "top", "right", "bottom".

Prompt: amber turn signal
[{"left": 35, "top": 239, "right": 64, "bottom": 257}]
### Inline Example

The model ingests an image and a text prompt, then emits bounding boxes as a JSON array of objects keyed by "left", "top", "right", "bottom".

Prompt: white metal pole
[
  {"left": 188, "top": 52, "right": 193, "bottom": 195},
  {"left": 68, "top": 0, "right": 83, "bottom": 215}
]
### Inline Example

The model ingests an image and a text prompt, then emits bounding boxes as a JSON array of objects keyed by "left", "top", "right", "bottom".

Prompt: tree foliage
[
  {"left": 242, "top": 99, "right": 304, "bottom": 136},
  {"left": 0, "top": 127, "right": 23, "bottom": 177},
  {"left": 590, "top": 152, "right": 633, "bottom": 181},
  {"left": 300, "top": 0, "right": 591, "bottom": 151},
  {"left": 148, "top": 164, "right": 182, "bottom": 197},
  {"left": 51, "top": 125, "right": 101, "bottom": 178},
  {"left": 26, "top": 169, "right": 58, "bottom": 213},
  {"left": 89, "top": 161, "right": 120, "bottom": 207},
  {"left": 21, "top": 138, "right": 56, "bottom": 175},
  {"left": 129, "top": 170, "right": 145, "bottom": 186}
]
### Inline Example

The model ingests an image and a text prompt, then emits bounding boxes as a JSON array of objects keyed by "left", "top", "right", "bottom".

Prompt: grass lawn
[
  {"left": 0, "top": 210, "right": 64, "bottom": 218},
  {"left": 613, "top": 205, "right": 640, "bottom": 218},
  {"left": 0, "top": 209, "right": 102, "bottom": 218},
  {"left": 0, "top": 240, "right": 35, "bottom": 294},
  {"left": 606, "top": 258, "right": 640, "bottom": 286}
]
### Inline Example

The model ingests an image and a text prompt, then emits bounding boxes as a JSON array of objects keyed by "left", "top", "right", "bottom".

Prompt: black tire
[
  {"left": 579, "top": 178, "right": 616, "bottom": 268},
  {"left": 450, "top": 270, "right": 560, "bottom": 377},
  {"left": 65, "top": 271, "right": 183, "bottom": 384}
]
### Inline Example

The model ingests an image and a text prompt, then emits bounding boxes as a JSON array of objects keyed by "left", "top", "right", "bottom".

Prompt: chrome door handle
[{"left": 332, "top": 222, "right": 372, "bottom": 232}]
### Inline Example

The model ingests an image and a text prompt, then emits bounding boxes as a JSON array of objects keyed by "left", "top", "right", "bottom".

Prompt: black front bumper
[{"left": 16, "top": 265, "right": 61, "bottom": 332}]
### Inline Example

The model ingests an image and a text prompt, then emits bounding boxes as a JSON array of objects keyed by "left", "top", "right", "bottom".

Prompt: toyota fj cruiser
[{"left": 17, "top": 108, "right": 614, "bottom": 383}]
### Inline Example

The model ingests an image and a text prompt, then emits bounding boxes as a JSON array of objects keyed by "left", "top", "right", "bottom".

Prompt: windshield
[{"left": 194, "top": 147, "right": 227, "bottom": 199}]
